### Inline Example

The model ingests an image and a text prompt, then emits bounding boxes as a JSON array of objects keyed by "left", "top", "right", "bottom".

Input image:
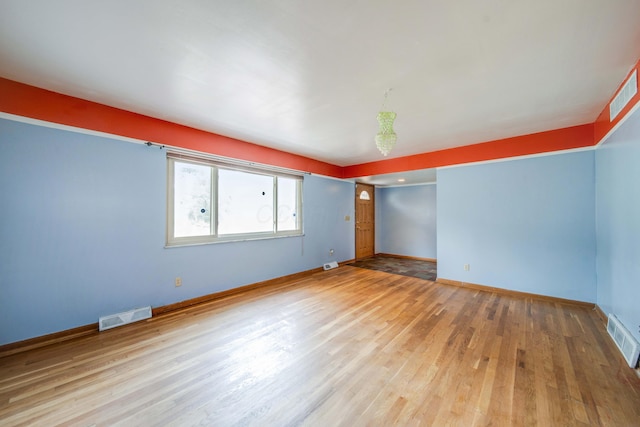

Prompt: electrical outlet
[
  {"left": 175, "top": 277, "right": 182, "bottom": 287},
  {"left": 464, "top": 264, "right": 470, "bottom": 271}
]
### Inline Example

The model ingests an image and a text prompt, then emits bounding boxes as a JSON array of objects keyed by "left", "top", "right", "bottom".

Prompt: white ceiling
[
  {"left": 356, "top": 169, "right": 437, "bottom": 188},
  {"left": 1, "top": 1, "right": 640, "bottom": 183}
]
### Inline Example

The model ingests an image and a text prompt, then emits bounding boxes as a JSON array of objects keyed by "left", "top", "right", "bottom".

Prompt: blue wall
[
  {"left": 437, "top": 151, "right": 597, "bottom": 302},
  {"left": 376, "top": 184, "right": 436, "bottom": 259},
  {"left": 5, "top": 109, "right": 639, "bottom": 346},
  {"left": 0, "top": 119, "right": 354, "bottom": 345},
  {"left": 595, "top": 107, "right": 640, "bottom": 342}
]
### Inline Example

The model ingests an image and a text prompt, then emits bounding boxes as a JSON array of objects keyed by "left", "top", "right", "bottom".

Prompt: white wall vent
[
  {"left": 99, "top": 306, "right": 152, "bottom": 331},
  {"left": 609, "top": 69, "right": 637, "bottom": 121},
  {"left": 323, "top": 261, "right": 339, "bottom": 270},
  {"left": 606, "top": 314, "right": 640, "bottom": 368}
]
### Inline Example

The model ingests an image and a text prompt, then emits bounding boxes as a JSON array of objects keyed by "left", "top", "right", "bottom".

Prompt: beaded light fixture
[{"left": 375, "top": 89, "right": 397, "bottom": 156}]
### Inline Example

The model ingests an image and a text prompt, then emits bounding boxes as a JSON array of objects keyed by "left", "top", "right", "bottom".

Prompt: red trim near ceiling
[
  {"left": 343, "top": 124, "right": 594, "bottom": 178},
  {"left": 5, "top": 66, "right": 639, "bottom": 179},
  {"left": 594, "top": 58, "right": 640, "bottom": 145},
  {"left": 0, "top": 78, "right": 343, "bottom": 178}
]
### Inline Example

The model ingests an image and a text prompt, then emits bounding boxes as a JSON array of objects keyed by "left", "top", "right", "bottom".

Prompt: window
[
  {"left": 359, "top": 190, "right": 371, "bottom": 200},
  {"left": 167, "top": 154, "right": 303, "bottom": 246}
]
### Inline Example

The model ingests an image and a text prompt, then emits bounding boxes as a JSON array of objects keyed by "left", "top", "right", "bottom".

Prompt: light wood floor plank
[{"left": 1, "top": 266, "right": 639, "bottom": 426}]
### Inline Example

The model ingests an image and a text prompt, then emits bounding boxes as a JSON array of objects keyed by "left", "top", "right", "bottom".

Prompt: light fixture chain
[{"left": 380, "top": 88, "right": 392, "bottom": 111}]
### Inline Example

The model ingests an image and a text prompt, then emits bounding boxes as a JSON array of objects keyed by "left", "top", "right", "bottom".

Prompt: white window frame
[{"left": 166, "top": 153, "right": 303, "bottom": 247}]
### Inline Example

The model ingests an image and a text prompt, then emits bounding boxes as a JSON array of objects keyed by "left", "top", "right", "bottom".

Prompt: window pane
[
  {"left": 278, "top": 177, "right": 299, "bottom": 231},
  {"left": 218, "top": 169, "right": 273, "bottom": 235},
  {"left": 174, "top": 162, "right": 211, "bottom": 237}
]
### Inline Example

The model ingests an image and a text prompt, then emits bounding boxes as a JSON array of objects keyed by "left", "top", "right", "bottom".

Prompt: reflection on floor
[{"left": 348, "top": 254, "right": 437, "bottom": 281}]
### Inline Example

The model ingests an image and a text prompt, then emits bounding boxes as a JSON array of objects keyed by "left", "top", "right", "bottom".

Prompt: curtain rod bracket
[{"left": 145, "top": 141, "right": 165, "bottom": 150}]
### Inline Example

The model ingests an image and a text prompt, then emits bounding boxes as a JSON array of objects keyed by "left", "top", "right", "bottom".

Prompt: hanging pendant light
[{"left": 375, "top": 89, "right": 397, "bottom": 156}]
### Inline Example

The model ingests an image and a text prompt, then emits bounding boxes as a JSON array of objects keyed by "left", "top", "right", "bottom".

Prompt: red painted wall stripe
[
  {"left": 0, "top": 78, "right": 343, "bottom": 178},
  {"left": 7, "top": 67, "right": 639, "bottom": 179},
  {"left": 594, "top": 58, "right": 640, "bottom": 145},
  {"left": 343, "top": 124, "right": 594, "bottom": 178}
]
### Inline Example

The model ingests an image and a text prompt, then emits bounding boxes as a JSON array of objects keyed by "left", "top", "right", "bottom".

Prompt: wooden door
[{"left": 355, "top": 183, "right": 375, "bottom": 259}]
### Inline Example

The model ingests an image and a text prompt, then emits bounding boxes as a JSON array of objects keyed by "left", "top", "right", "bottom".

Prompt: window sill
[{"left": 164, "top": 232, "right": 305, "bottom": 249}]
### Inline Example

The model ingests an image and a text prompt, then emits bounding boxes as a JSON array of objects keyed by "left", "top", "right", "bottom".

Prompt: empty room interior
[{"left": 1, "top": 1, "right": 640, "bottom": 425}]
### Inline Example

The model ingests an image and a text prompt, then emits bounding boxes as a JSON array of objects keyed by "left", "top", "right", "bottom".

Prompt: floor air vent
[
  {"left": 606, "top": 314, "right": 640, "bottom": 368},
  {"left": 99, "top": 306, "right": 152, "bottom": 331},
  {"left": 323, "top": 261, "right": 339, "bottom": 270}
]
